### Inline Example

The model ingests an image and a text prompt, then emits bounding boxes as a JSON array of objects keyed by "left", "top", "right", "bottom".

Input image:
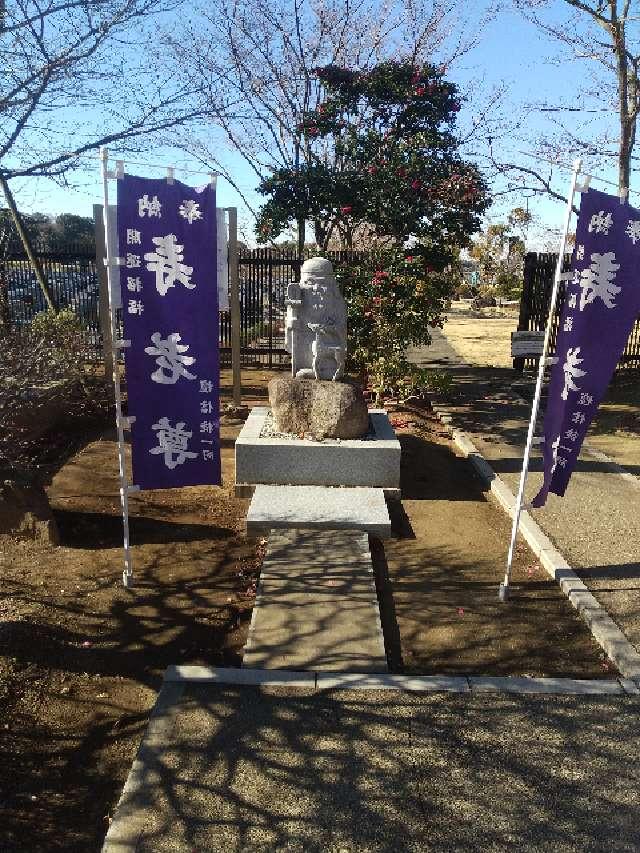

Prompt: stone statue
[{"left": 285, "top": 257, "right": 347, "bottom": 380}]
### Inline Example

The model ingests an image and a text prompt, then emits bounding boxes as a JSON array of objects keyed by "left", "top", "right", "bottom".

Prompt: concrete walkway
[
  {"left": 103, "top": 675, "right": 640, "bottom": 852},
  {"left": 242, "top": 530, "right": 387, "bottom": 672},
  {"left": 410, "top": 329, "right": 640, "bottom": 655}
]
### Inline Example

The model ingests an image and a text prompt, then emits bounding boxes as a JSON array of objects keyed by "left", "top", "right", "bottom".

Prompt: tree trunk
[
  {"left": 613, "top": 18, "right": 633, "bottom": 195},
  {"left": 0, "top": 174, "right": 57, "bottom": 312},
  {"left": 297, "top": 214, "right": 305, "bottom": 258}
]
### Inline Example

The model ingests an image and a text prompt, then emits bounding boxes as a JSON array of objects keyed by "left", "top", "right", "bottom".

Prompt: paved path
[
  {"left": 242, "top": 530, "right": 387, "bottom": 672},
  {"left": 103, "top": 679, "right": 640, "bottom": 852},
  {"left": 410, "top": 330, "right": 640, "bottom": 655}
]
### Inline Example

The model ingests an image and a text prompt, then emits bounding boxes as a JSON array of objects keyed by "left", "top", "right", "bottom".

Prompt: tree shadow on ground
[
  {"left": 53, "top": 509, "right": 235, "bottom": 549},
  {"left": 100, "top": 683, "right": 640, "bottom": 853}
]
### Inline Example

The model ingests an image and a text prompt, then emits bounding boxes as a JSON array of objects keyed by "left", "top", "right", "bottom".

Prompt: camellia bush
[
  {"left": 255, "top": 60, "right": 490, "bottom": 400},
  {"left": 338, "top": 250, "right": 453, "bottom": 402}
]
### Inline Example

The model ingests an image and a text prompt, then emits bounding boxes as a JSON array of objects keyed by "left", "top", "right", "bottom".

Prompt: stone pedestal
[{"left": 235, "top": 407, "right": 401, "bottom": 496}]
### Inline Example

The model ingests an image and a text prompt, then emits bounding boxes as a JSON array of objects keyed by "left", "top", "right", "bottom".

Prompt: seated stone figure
[{"left": 284, "top": 257, "right": 347, "bottom": 380}]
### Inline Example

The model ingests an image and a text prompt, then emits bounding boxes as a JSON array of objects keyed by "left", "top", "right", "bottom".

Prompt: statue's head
[{"left": 300, "top": 257, "right": 336, "bottom": 289}]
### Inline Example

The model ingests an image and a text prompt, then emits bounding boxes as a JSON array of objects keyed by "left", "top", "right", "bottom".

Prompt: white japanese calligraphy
[
  {"left": 126, "top": 253, "right": 141, "bottom": 269},
  {"left": 199, "top": 380, "right": 214, "bottom": 394},
  {"left": 126, "top": 229, "right": 141, "bottom": 245},
  {"left": 625, "top": 219, "right": 640, "bottom": 245},
  {"left": 126, "top": 276, "right": 142, "bottom": 293},
  {"left": 138, "top": 195, "right": 162, "bottom": 218},
  {"left": 144, "top": 332, "right": 197, "bottom": 385},
  {"left": 588, "top": 210, "right": 613, "bottom": 235},
  {"left": 579, "top": 252, "right": 620, "bottom": 311},
  {"left": 561, "top": 346, "right": 587, "bottom": 401},
  {"left": 149, "top": 417, "right": 197, "bottom": 469},
  {"left": 179, "top": 200, "right": 203, "bottom": 224},
  {"left": 144, "top": 235, "right": 194, "bottom": 296},
  {"left": 551, "top": 433, "right": 573, "bottom": 475},
  {"left": 128, "top": 299, "right": 144, "bottom": 315}
]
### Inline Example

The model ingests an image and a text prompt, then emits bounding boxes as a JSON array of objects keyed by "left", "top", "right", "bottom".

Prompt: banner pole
[
  {"left": 227, "top": 207, "right": 242, "bottom": 407},
  {"left": 100, "top": 147, "right": 134, "bottom": 589},
  {"left": 499, "top": 158, "right": 582, "bottom": 602}
]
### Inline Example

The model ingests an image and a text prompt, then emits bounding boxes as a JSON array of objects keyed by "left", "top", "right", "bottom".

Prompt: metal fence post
[
  {"left": 227, "top": 207, "right": 242, "bottom": 406},
  {"left": 94, "top": 204, "right": 114, "bottom": 378}
]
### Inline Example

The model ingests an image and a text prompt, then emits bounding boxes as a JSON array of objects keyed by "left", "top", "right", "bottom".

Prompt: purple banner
[
  {"left": 532, "top": 187, "right": 640, "bottom": 507},
  {"left": 116, "top": 174, "right": 220, "bottom": 490}
]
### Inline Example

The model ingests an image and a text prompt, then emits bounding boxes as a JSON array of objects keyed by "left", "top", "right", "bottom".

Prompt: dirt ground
[
  {"left": 375, "top": 404, "right": 611, "bottom": 677},
  {"left": 0, "top": 367, "right": 276, "bottom": 853},
  {"left": 0, "top": 366, "right": 617, "bottom": 853}
]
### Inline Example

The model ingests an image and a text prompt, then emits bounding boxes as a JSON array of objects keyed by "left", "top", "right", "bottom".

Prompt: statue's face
[{"left": 302, "top": 274, "right": 335, "bottom": 292}]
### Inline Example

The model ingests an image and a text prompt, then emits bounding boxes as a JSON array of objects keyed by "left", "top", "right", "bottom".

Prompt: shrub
[
  {"left": 0, "top": 310, "right": 110, "bottom": 470},
  {"left": 338, "top": 249, "right": 454, "bottom": 403}
]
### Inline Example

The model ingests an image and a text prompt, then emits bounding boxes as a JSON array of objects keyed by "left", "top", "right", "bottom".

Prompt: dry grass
[{"left": 442, "top": 302, "right": 519, "bottom": 368}]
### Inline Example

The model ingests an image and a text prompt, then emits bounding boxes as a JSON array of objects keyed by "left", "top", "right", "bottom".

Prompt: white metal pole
[
  {"left": 100, "top": 147, "right": 134, "bottom": 588},
  {"left": 499, "top": 158, "right": 583, "bottom": 601}
]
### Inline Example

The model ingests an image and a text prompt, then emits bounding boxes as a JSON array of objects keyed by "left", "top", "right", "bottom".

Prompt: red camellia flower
[
  {"left": 415, "top": 85, "right": 426, "bottom": 96},
  {"left": 373, "top": 270, "right": 389, "bottom": 279},
  {"left": 411, "top": 179, "right": 422, "bottom": 190},
  {"left": 340, "top": 205, "right": 352, "bottom": 214},
  {"left": 406, "top": 256, "right": 413, "bottom": 263},
  {"left": 367, "top": 165, "right": 378, "bottom": 174}
]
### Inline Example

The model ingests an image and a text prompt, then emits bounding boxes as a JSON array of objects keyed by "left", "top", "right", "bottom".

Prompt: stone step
[
  {"left": 243, "top": 531, "right": 387, "bottom": 672},
  {"left": 246, "top": 485, "right": 391, "bottom": 538}
]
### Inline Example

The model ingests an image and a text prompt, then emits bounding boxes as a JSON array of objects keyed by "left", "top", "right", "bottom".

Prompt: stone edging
[
  {"left": 163, "top": 666, "right": 640, "bottom": 695},
  {"left": 430, "top": 405, "right": 640, "bottom": 683}
]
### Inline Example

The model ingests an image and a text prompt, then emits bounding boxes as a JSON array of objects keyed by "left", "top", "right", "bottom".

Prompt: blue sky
[{"left": 10, "top": 0, "right": 632, "bottom": 247}]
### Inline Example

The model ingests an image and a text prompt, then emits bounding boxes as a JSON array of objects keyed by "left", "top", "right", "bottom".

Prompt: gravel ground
[{"left": 104, "top": 683, "right": 640, "bottom": 852}]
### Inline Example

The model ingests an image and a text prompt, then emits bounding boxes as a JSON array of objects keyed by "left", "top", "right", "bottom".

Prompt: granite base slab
[
  {"left": 235, "top": 407, "right": 401, "bottom": 492},
  {"left": 246, "top": 484, "right": 391, "bottom": 538}
]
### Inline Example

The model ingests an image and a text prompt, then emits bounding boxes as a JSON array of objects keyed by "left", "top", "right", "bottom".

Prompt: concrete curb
[
  {"left": 162, "top": 666, "right": 640, "bottom": 696},
  {"left": 431, "top": 406, "right": 640, "bottom": 683},
  {"left": 102, "top": 682, "right": 185, "bottom": 852}
]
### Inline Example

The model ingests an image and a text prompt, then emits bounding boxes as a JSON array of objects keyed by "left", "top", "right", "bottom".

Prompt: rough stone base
[{"left": 268, "top": 376, "right": 369, "bottom": 440}]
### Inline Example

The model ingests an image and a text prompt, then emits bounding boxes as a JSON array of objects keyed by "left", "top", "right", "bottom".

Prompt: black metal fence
[
  {"left": 0, "top": 238, "right": 102, "bottom": 354},
  {"left": 516, "top": 252, "right": 640, "bottom": 372},
  {"left": 220, "top": 247, "right": 367, "bottom": 367},
  {"left": 1, "top": 241, "right": 367, "bottom": 367}
]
